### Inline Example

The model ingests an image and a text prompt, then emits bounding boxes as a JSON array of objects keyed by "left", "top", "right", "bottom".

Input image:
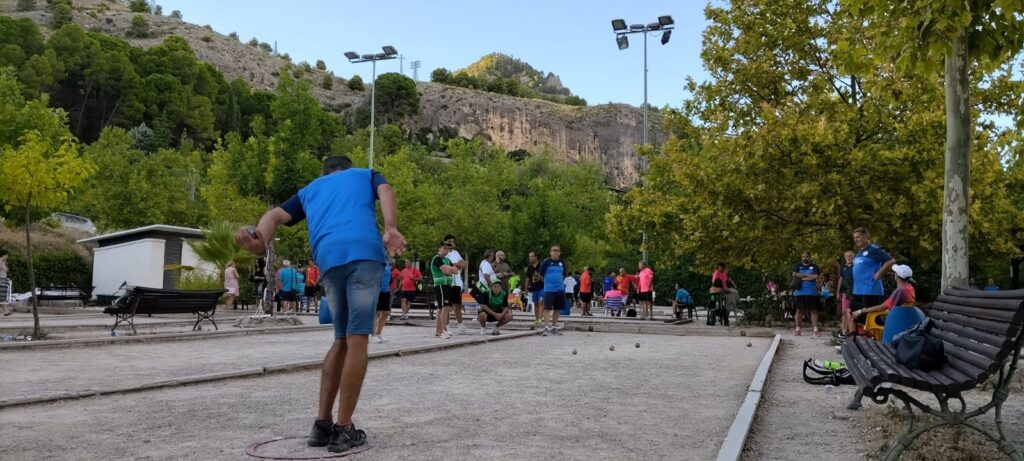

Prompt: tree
[
  {"left": 430, "top": 67, "right": 452, "bottom": 84},
  {"left": 170, "top": 10, "right": 181, "bottom": 20},
  {"left": 127, "top": 14, "right": 151, "bottom": 38},
  {"left": 154, "top": 5, "right": 162, "bottom": 15},
  {"left": 608, "top": 0, "right": 1021, "bottom": 293},
  {"left": 128, "top": 0, "right": 150, "bottom": 13},
  {"left": 347, "top": 74, "right": 364, "bottom": 91},
  {"left": 51, "top": 2, "right": 73, "bottom": 29},
  {"left": 16, "top": 0, "right": 36, "bottom": 12},
  {"left": 0, "top": 69, "right": 95, "bottom": 338},
  {"left": 228, "top": 32, "right": 238, "bottom": 41},
  {"left": 373, "top": 72, "right": 419, "bottom": 125},
  {"left": 315, "top": 59, "right": 326, "bottom": 71},
  {"left": 841, "top": 1, "right": 1024, "bottom": 290},
  {"left": 321, "top": 73, "right": 333, "bottom": 90},
  {"left": 247, "top": 37, "right": 258, "bottom": 47},
  {"left": 187, "top": 222, "right": 256, "bottom": 282}
]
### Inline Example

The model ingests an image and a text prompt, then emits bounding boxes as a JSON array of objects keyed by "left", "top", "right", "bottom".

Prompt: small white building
[{"left": 78, "top": 225, "right": 210, "bottom": 296}]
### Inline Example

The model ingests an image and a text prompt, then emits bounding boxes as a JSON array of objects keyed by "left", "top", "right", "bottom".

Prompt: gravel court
[
  {"left": 0, "top": 325, "right": 504, "bottom": 402},
  {"left": 0, "top": 332, "right": 770, "bottom": 460}
]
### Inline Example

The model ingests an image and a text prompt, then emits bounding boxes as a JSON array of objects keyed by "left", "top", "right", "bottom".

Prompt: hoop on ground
[{"left": 245, "top": 436, "right": 372, "bottom": 460}]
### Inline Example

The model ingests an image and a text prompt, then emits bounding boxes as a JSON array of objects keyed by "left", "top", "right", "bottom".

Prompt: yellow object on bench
[{"left": 864, "top": 311, "right": 885, "bottom": 340}]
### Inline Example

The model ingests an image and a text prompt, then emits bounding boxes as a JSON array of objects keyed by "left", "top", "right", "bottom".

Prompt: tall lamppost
[
  {"left": 611, "top": 16, "right": 673, "bottom": 263},
  {"left": 344, "top": 46, "right": 399, "bottom": 169}
]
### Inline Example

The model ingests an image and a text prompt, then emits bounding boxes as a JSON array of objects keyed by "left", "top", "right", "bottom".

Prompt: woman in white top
[
  {"left": 1, "top": 250, "right": 10, "bottom": 316},
  {"left": 224, "top": 261, "right": 240, "bottom": 311}
]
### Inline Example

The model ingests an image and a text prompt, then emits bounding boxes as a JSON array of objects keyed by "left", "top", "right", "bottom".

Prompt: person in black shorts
[
  {"left": 792, "top": 251, "right": 822, "bottom": 336},
  {"left": 477, "top": 281, "right": 513, "bottom": 335},
  {"left": 371, "top": 259, "right": 395, "bottom": 344},
  {"left": 430, "top": 241, "right": 460, "bottom": 339}
]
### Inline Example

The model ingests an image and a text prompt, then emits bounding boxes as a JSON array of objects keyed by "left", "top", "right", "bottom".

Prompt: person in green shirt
[
  {"left": 431, "top": 240, "right": 460, "bottom": 339},
  {"left": 477, "top": 280, "right": 513, "bottom": 335}
]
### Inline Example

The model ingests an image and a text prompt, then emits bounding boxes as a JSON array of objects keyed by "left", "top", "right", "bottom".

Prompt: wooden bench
[
  {"left": 36, "top": 286, "right": 93, "bottom": 303},
  {"left": 841, "top": 287, "right": 1024, "bottom": 460},
  {"left": 103, "top": 286, "right": 226, "bottom": 335}
]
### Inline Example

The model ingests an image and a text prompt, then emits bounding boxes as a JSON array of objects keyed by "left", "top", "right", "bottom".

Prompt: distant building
[{"left": 78, "top": 225, "right": 210, "bottom": 295}]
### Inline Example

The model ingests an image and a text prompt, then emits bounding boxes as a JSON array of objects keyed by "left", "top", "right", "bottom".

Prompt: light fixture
[
  {"left": 617, "top": 34, "right": 629, "bottom": 50},
  {"left": 658, "top": 15, "right": 674, "bottom": 26},
  {"left": 630, "top": 24, "right": 645, "bottom": 31},
  {"left": 611, "top": 19, "right": 627, "bottom": 32},
  {"left": 661, "top": 29, "right": 672, "bottom": 45},
  {"left": 647, "top": 22, "right": 661, "bottom": 30},
  {"left": 344, "top": 51, "right": 359, "bottom": 61},
  {"left": 361, "top": 53, "right": 375, "bottom": 60},
  {"left": 382, "top": 45, "right": 398, "bottom": 56}
]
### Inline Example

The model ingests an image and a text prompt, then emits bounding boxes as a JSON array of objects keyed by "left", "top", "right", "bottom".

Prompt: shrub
[
  {"left": 347, "top": 74, "right": 364, "bottom": 91},
  {"left": 128, "top": 0, "right": 149, "bottom": 13},
  {"left": 126, "top": 14, "right": 150, "bottom": 38},
  {"left": 315, "top": 59, "right": 326, "bottom": 71},
  {"left": 228, "top": 31, "right": 238, "bottom": 41},
  {"left": 17, "top": 0, "right": 37, "bottom": 12},
  {"left": 4, "top": 250, "right": 92, "bottom": 293},
  {"left": 175, "top": 270, "right": 222, "bottom": 291},
  {"left": 321, "top": 74, "right": 333, "bottom": 90},
  {"left": 170, "top": 9, "right": 181, "bottom": 20},
  {"left": 51, "top": 3, "right": 73, "bottom": 29},
  {"left": 153, "top": 5, "right": 162, "bottom": 15},
  {"left": 258, "top": 42, "right": 272, "bottom": 53},
  {"left": 247, "top": 37, "right": 259, "bottom": 47},
  {"left": 200, "top": 35, "right": 212, "bottom": 43}
]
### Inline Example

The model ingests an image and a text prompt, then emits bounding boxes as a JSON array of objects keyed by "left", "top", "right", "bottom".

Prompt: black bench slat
[
  {"left": 936, "top": 294, "right": 1023, "bottom": 311},
  {"left": 930, "top": 329, "right": 1002, "bottom": 361},
  {"left": 842, "top": 341, "right": 882, "bottom": 395},
  {"left": 942, "top": 342, "right": 997, "bottom": 378},
  {"left": 930, "top": 317, "right": 1013, "bottom": 351},
  {"left": 930, "top": 301, "right": 1019, "bottom": 324},
  {"left": 103, "top": 287, "right": 224, "bottom": 334},
  {"left": 944, "top": 287, "right": 1024, "bottom": 299},
  {"left": 942, "top": 349, "right": 992, "bottom": 382},
  {"left": 863, "top": 339, "right": 944, "bottom": 392},
  {"left": 929, "top": 364, "right": 976, "bottom": 391},
  {"left": 855, "top": 337, "right": 914, "bottom": 387}
]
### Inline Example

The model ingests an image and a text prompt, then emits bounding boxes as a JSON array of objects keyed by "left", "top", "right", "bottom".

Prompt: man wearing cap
[
  {"left": 235, "top": 155, "right": 405, "bottom": 454},
  {"left": 477, "top": 280, "right": 514, "bottom": 335},
  {"left": 851, "top": 227, "right": 895, "bottom": 326},
  {"left": 431, "top": 240, "right": 460, "bottom": 339}
]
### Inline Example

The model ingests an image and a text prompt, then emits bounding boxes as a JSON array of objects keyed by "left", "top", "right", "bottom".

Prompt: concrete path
[{"left": 0, "top": 332, "right": 770, "bottom": 460}]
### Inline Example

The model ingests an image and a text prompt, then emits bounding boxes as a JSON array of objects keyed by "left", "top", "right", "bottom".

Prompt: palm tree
[{"left": 187, "top": 222, "right": 256, "bottom": 282}]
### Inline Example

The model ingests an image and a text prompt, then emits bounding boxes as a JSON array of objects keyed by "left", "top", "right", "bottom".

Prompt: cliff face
[
  {"left": 3, "top": 0, "right": 663, "bottom": 188},
  {"left": 418, "top": 83, "right": 661, "bottom": 188}
]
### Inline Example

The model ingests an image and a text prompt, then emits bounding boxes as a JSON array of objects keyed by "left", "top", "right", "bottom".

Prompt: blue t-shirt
[
  {"left": 539, "top": 258, "right": 565, "bottom": 293},
  {"left": 793, "top": 263, "right": 820, "bottom": 296},
  {"left": 853, "top": 243, "right": 893, "bottom": 296},
  {"left": 840, "top": 264, "right": 854, "bottom": 295},
  {"left": 280, "top": 168, "right": 388, "bottom": 274},
  {"left": 279, "top": 267, "right": 300, "bottom": 292},
  {"left": 675, "top": 288, "right": 692, "bottom": 304},
  {"left": 603, "top": 276, "right": 615, "bottom": 293},
  {"left": 381, "top": 261, "right": 392, "bottom": 293}
]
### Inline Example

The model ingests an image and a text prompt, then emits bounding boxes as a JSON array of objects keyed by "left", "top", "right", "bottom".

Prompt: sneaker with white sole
[
  {"left": 542, "top": 327, "right": 551, "bottom": 337},
  {"left": 551, "top": 327, "right": 563, "bottom": 336},
  {"left": 491, "top": 328, "right": 500, "bottom": 336},
  {"left": 440, "top": 331, "right": 451, "bottom": 339},
  {"left": 480, "top": 327, "right": 488, "bottom": 335},
  {"left": 456, "top": 323, "right": 467, "bottom": 335},
  {"left": 370, "top": 335, "right": 383, "bottom": 344}
]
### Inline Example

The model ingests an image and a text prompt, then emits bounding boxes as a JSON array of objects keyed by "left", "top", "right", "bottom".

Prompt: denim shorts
[{"left": 320, "top": 260, "right": 384, "bottom": 338}]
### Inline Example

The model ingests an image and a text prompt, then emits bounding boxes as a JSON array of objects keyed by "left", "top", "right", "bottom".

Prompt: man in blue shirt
[
  {"left": 538, "top": 244, "right": 566, "bottom": 336},
  {"left": 851, "top": 227, "right": 894, "bottom": 325},
  {"left": 672, "top": 284, "right": 693, "bottom": 319},
  {"left": 236, "top": 156, "right": 406, "bottom": 454},
  {"left": 792, "top": 251, "right": 821, "bottom": 337}
]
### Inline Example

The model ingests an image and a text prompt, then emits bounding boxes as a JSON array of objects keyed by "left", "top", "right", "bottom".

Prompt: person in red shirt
[
  {"left": 397, "top": 258, "right": 422, "bottom": 320},
  {"left": 578, "top": 267, "right": 594, "bottom": 316},
  {"left": 305, "top": 262, "right": 321, "bottom": 312}
]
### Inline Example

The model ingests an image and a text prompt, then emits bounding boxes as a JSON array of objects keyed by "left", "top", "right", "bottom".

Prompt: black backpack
[
  {"left": 893, "top": 318, "right": 947, "bottom": 371},
  {"left": 802, "top": 358, "right": 855, "bottom": 386}
]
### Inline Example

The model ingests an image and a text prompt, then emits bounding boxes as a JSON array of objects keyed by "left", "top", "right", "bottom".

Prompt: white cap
[{"left": 893, "top": 264, "right": 913, "bottom": 279}]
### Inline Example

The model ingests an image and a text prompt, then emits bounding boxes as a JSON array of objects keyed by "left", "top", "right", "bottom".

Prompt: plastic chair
[{"left": 864, "top": 311, "right": 885, "bottom": 340}]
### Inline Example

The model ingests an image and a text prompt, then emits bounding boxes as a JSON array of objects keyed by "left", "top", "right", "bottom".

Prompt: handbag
[
  {"left": 893, "top": 318, "right": 947, "bottom": 370},
  {"left": 789, "top": 276, "right": 803, "bottom": 291}
]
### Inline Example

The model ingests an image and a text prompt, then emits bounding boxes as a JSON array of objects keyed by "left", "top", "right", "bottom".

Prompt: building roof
[{"left": 77, "top": 224, "right": 205, "bottom": 244}]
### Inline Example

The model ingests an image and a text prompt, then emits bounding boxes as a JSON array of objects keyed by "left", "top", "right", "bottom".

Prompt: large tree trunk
[
  {"left": 25, "top": 201, "right": 40, "bottom": 338},
  {"left": 941, "top": 29, "right": 971, "bottom": 293}
]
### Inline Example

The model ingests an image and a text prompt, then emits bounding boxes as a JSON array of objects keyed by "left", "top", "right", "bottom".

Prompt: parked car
[{"left": 50, "top": 212, "right": 97, "bottom": 234}]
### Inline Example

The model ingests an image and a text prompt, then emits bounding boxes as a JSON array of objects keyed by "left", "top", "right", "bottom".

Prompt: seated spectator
[
  {"left": 604, "top": 289, "right": 624, "bottom": 317},
  {"left": 985, "top": 279, "right": 999, "bottom": 292},
  {"left": 672, "top": 284, "right": 693, "bottom": 319},
  {"left": 851, "top": 264, "right": 916, "bottom": 320},
  {"left": 477, "top": 281, "right": 513, "bottom": 335}
]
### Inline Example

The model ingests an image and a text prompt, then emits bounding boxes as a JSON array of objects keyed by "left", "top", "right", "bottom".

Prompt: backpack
[
  {"left": 893, "top": 318, "right": 947, "bottom": 370},
  {"left": 802, "top": 358, "right": 855, "bottom": 386}
]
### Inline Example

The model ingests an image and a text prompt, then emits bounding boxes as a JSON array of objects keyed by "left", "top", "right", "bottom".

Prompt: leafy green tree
[
  {"left": 347, "top": 74, "right": 364, "bottom": 91},
  {"left": 128, "top": 0, "right": 150, "bottom": 13},
  {"left": 50, "top": 2, "right": 73, "bottom": 29},
  {"left": 841, "top": 0, "right": 1024, "bottom": 289},
  {"left": 315, "top": 59, "right": 326, "bottom": 71},
  {"left": 0, "top": 69, "right": 95, "bottom": 337},
  {"left": 373, "top": 72, "right": 419, "bottom": 125},
  {"left": 321, "top": 73, "right": 333, "bottom": 90},
  {"left": 430, "top": 68, "right": 452, "bottom": 84},
  {"left": 0, "top": 16, "right": 46, "bottom": 69},
  {"left": 154, "top": 5, "right": 162, "bottom": 15},
  {"left": 187, "top": 222, "right": 256, "bottom": 282},
  {"left": 258, "top": 42, "right": 273, "bottom": 53},
  {"left": 247, "top": 37, "right": 258, "bottom": 47},
  {"left": 170, "top": 9, "right": 181, "bottom": 20},
  {"left": 228, "top": 32, "right": 238, "bottom": 41},
  {"left": 127, "top": 14, "right": 151, "bottom": 38}
]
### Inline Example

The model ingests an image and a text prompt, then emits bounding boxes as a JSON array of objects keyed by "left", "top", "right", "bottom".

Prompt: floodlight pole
[
  {"left": 346, "top": 47, "right": 398, "bottom": 169},
  {"left": 643, "top": 30, "right": 648, "bottom": 147},
  {"left": 370, "top": 58, "right": 377, "bottom": 169}
]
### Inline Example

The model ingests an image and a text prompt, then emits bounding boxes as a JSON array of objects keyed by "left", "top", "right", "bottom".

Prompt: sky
[{"left": 158, "top": 0, "right": 712, "bottom": 108}]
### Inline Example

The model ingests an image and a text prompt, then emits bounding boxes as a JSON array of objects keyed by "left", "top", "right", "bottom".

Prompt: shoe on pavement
[
  {"left": 399, "top": 315, "right": 409, "bottom": 321},
  {"left": 491, "top": 329, "right": 500, "bottom": 336},
  {"left": 439, "top": 331, "right": 451, "bottom": 339},
  {"left": 456, "top": 324, "right": 467, "bottom": 335},
  {"left": 327, "top": 423, "right": 367, "bottom": 453},
  {"left": 542, "top": 327, "right": 551, "bottom": 337},
  {"left": 552, "top": 327, "right": 563, "bottom": 336},
  {"left": 480, "top": 327, "right": 488, "bottom": 335},
  {"left": 794, "top": 328, "right": 802, "bottom": 336},
  {"left": 813, "top": 328, "right": 821, "bottom": 337},
  {"left": 369, "top": 335, "right": 383, "bottom": 344},
  {"left": 308, "top": 419, "right": 334, "bottom": 447},
  {"left": 533, "top": 320, "right": 544, "bottom": 326}
]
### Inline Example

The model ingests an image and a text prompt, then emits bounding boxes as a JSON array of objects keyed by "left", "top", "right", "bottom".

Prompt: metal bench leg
[{"left": 194, "top": 311, "right": 219, "bottom": 331}]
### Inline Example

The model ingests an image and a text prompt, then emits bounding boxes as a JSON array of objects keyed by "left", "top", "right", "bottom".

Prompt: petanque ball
[
  {"left": 740, "top": 331, "right": 747, "bottom": 337},
  {"left": 572, "top": 349, "right": 578, "bottom": 355},
  {"left": 609, "top": 345, "right": 616, "bottom": 351},
  {"left": 635, "top": 342, "right": 640, "bottom": 348},
  {"left": 746, "top": 342, "right": 752, "bottom": 347},
  {"left": 588, "top": 326, "right": 594, "bottom": 332}
]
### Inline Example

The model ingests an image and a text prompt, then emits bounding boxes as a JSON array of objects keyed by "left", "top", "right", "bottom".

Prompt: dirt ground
[
  {"left": 0, "top": 331, "right": 770, "bottom": 460},
  {"left": 741, "top": 330, "right": 1024, "bottom": 461}
]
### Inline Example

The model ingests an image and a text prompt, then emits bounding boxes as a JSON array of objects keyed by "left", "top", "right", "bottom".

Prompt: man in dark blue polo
[
  {"left": 851, "top": 227, "right": 894, "bottom": 326},
  {"left": 539, "top": 244, "right": 566, "bottom": 336},
  {"left": 236, "top": 155, "right": 406, "bottom": 454},
  {"left": 792, "top": 251, "right": 821, "bottom": 337}
]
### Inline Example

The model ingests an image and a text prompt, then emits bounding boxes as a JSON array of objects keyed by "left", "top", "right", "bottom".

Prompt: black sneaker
[
  {"left": 327, "top": 424, "right": 367, "bottom": 453},
  {"left": 308, "top": 419, "right": 334, "bottom": 447}
]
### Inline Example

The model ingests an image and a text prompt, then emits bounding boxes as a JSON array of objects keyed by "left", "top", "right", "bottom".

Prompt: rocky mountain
[{"left": 1, "top": 0, "right": 663, "bottom": 188}]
